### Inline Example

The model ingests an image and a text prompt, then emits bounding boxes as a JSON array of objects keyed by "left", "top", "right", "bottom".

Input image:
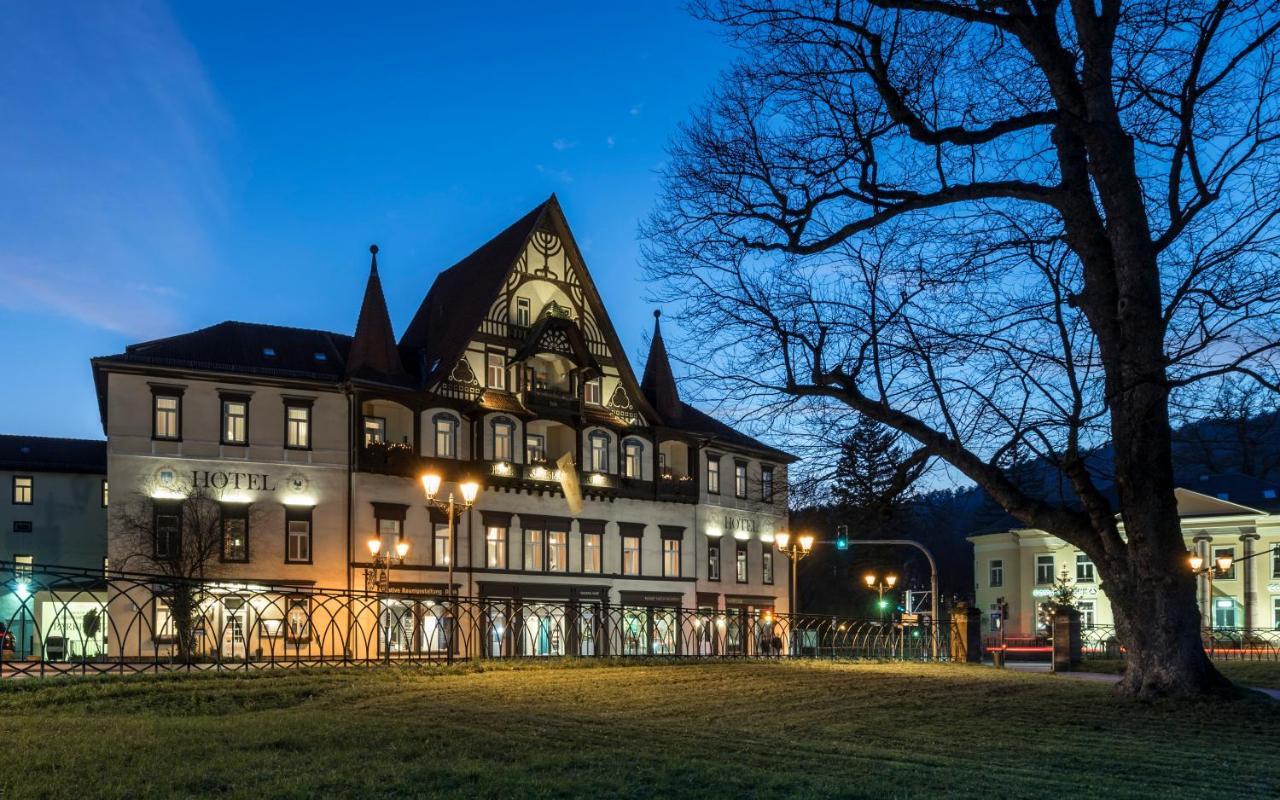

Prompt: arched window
[
  {"left": 491, "top": 416, "right": 515, "bottom": 461},
  {"left": 433, "top": 413, "right": 460, "bottom": 459},
  {"left": 588, "top": 431, "right": 611, "bottom": 473},
  {"left": 623, "top": 439, "right": 644, "bottom": 479}
]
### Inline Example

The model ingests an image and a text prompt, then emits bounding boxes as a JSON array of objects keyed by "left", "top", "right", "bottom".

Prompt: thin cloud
[
  {"left": 606, "top": 136, "right": 616, "bottom": 148},
  {"left": 551, "top": 138, "right": 578, "bottom": 151},
  {"left": 629, "top": 104, "right": 644, "bottom": 116},
  {"left": 535, "top": 164, "right": 575, "bottom": 184}
]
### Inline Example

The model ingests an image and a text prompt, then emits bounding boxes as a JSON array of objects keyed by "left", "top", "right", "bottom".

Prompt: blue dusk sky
[{"left": 0, "top": 2, "right": 734, "bottom": 439}]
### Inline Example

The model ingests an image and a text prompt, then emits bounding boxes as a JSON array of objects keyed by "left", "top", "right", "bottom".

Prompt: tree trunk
[{"left": 1104, "top": 553, "right": 1232, "bottom": 697}]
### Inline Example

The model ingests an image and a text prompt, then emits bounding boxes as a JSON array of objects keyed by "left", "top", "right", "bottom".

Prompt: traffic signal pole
[{"left": 834, "top": 536, "right": 941, "bottom": 661}]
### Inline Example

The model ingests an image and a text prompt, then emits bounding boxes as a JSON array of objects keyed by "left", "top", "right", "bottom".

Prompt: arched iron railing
[{"left": 0, "top": 562, "right": 953, "bottom": 677}]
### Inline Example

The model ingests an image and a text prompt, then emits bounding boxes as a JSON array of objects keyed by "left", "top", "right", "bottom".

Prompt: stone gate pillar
[
  {"left": 949, "top": 602, "right": 982, "bottom": 663},
  {"left": 1052, "top": 607, "right": 1082, "bottom": 672}
]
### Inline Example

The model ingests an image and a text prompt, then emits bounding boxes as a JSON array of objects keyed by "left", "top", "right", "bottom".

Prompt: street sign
[{"left": 900, "top": 613, "right": 920, "bottom": 625}]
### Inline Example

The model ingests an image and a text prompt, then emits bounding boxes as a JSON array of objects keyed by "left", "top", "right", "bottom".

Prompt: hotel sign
[
  {"left": 155, "top": 465, "right": 310, "bottom": 497},
  {"left": 723, "top": 515, "right": 757, "bottom": 533}
]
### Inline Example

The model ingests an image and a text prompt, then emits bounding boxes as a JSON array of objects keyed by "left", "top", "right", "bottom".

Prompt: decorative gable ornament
[{"left": 450, "top": 358, "right": 480, "bottom": 387}]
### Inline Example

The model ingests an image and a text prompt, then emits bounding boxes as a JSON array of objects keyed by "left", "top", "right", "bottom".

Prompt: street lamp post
[
  {"left": 774, "top": 532, "right": 814, "bottom": 655},
  {"left": 863, "top": 573, "right": 898, "bottom": 622},
  {"left": 1188, "top": 550, "right": 1234, "bottom": 635},
  {"left": 364, "top": 537, "right": 410, "bottom": 593},
  {"left": 421, "top": 473, "right": 480, "bottom": 665}
]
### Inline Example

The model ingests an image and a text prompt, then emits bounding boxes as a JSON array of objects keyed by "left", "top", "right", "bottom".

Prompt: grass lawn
[
  {"left": 1082, "top": 658, "right": 1280, "bottom": 689},
  {"left": 1, "top": 660, "right": 1276, "bottom": 799}
]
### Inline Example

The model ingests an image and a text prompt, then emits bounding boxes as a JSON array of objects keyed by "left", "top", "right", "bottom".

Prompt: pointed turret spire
[
  {"left": 641, "top": 309, "right": 682, "bottom": 422},
  {"left": 347, "top": 244, "right": 407, "bottom": 381}
]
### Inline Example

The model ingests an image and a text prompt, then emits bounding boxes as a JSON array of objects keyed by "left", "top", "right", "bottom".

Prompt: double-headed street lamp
[
  {"left": 863, "top": 572, "right": 898, "bottom": 622},
  {"left": 1188, "top": 550, "right": 1234, "bottom": 633},
  {"left": 364, "top": 537, "right": 409, "bottom": 593},
  {"left": 774, "top": 531, "right": 815, "bottom": 618},
  {"left": 421, "top": 473, "right": 480, "bottom": 598}
]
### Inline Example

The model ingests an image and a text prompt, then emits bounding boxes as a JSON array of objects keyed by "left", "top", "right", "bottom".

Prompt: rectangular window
[
  {"left": 221, "top": 507, "right": 249, "bottom": 562},
  {"left": 1214, "top": 599, "right": 1237, "bottom": 629},
  {"left": 377, "top": 517, "right": 402, "bottom": 540},
  {"left": 762, "top": 549, "right": 774, "bottom": 585},
  {"left": 14, "top": 554, "right": 33, "bottom": 580},
  {"left": 989, "top": 559, "right": 1004, "bottom": 588},
  {"left": 707, "top": 458, "right": 720, "bottom": 494},
  {"left": 761, "top": 466, "right": 775, "bottom": 502},
  {"left": 101, "top": 480, "right": 109, "bottom": 508},
  {"left": 663, "top": 539, "right": 681, "bottom": 577},
  {"left": 1035, "top": 555, "right": 1055, "bottom": 585},
  {"left": 493, "top": 422, "right": 513, "bottom": 461},
  {"left": 524, "top": 529, "right": 544, "bottom": 571},
  {"left": 583, "top": 533, "right": 602, "bottom": 573},
  {"left": 622, "top": 535, "right": 641, "bottom": 575},
  {"left": 12, "top": 476, "right": 32, "bottom": 505},
  {"left": 736, "top": 544, "right": 748, "bottom": 583},
  {"left": 589, "top": 434, "right": 610, "bottom": 472},
  {"left": 624, "top": 442, "right": 642, "bottom": 479},
  {"left": 435, "top": 417, "right": 458, "bottom": 458},
  {"left": 1214, "top": 546, "right": 1237, "bottom": 580},
  {"left": 286, "top": 404, "right": 311, "bottom": 449},
  {"left": 1075, "top": 553, "right": 1095, "bottom": 583},
  {"left": 708, "top": 543, "right": 720, "bottom": 581},
  {"left": 434, "top": 523, "right": 450, "bottom": 567},
  {"left": 363, "top": 416, "right": 386, "bottom": 446},
  {"left": 515, "top": 297, "right": 531, "bottom": 327},
  {"left": 1273, "top": 596, "right": 1280, "bottom": 630},
  {"left": 487, "top": 352, "right": 506, "bottom": 389},
  {"left": 154, "top": 510, "right": 181, "bottom": 560},
  {"left": 222, "top": 399, "right": 248, "bottom": 445},
  {"left": 734, "top": 462, "right": 748, "bottom": 499},
  {"left": 286, "top": 519, "right": 311, "bottom": 563},
  {"left": 548, "top": 530, "right": 568, "bottom": 572},
  {"left": 13, "top": 521, "right": 32, "bottom": 533},
  {"left": 153, "top": 394, "right": 181, "bottom": 440},
  {"left": 1273, "top": 546, "right": 1280, "bottom": 579},
  {"left": 526, "top": 434, "right": 546, "bottom": 464},
  {"left": 486, "top": 527, "right": 507, "bottom": 569},
  {"left": 584, "top": 378, "right": 601, "bottom": 406},
  {"left": 1078, "top": 600, "right": 1096, "bottom": 629}
]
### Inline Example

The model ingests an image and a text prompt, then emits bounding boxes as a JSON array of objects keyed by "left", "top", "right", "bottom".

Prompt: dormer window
[
  {"left": 486, "top": 352, "right": 506, "bottom": 390},
  {"left": 584, "top": 377, "right": 602, "bottom": 406}
]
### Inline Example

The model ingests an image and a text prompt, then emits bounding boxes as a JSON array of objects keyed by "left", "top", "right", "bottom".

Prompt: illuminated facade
[
  {"left": 970, "top": 475, "right": 1280, "bottom": 636},
  {"left": 90, "top": 196, "right": 794, "bottom": 660}
]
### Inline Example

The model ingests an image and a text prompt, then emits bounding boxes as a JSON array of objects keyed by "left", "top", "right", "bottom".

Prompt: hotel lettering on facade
[{"left": 90, "top": 197, "right": 794, "bottom": 660}]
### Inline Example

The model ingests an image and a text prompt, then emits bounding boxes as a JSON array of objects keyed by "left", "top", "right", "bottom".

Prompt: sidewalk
[{"left": 1004, "top": 661, "right": 1280, "bottom": 699}]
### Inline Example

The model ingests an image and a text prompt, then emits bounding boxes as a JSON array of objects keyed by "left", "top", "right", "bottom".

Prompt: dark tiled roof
[
  {"left": 347, "top": 247, "right": 413, "bottom": 386},
  {"left": 668, "top": 402, "right": 795, "bottom": 462},
  {"left": 640, "top": 311, "right": 682, "bottom": 422},
  {"left": 400, "top": 199, "right": 550, "bottom": 384},
  {"left": 96, "top": 321, "right": 353, "bottom": 382},
  {"left": 1184, "top": 472, "right": 1280, "bottom": 513},
  {"left": 0, "top": 435, "right": 106, "bottom": 474}
]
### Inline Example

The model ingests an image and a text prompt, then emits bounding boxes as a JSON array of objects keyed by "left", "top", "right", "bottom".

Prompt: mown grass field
[
  {"left": 1082, "top": 657, "right": 1280, "bottom": 689},
  {"left": 0, "top": 660, "right": 1276, "bottom": 799}
]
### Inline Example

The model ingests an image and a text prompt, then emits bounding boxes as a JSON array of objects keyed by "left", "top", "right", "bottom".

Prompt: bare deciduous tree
[{"left": 646, "top": 0, "right": 1280, "bottom": 696}]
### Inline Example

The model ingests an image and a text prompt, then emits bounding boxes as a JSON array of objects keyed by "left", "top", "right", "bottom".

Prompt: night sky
[{"left": 0, "top": 2, "right": 733, "bottom": 438}]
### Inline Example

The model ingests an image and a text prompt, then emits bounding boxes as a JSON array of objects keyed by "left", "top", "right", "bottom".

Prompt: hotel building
[
  {"left": 89, "top": 196, "right": 794, "bottom": 660},
  {"left": 970, "top": 474, "right": 1280, "bottom": 637}
]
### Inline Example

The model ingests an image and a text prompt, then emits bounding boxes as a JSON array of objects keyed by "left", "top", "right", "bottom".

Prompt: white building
[{"left": 90, "top": 196, "right": 795, "bottom": 660}]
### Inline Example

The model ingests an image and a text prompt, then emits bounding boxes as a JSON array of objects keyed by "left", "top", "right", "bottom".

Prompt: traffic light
[
  {"left": 836, "top": 525, "right": 849, "bottom": 550},
  {"left": 877, "top": 599, "right": 888, "bottom": 610}
]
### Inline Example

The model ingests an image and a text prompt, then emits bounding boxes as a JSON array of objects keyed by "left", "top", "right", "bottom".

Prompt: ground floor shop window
[
  {"left": 522, "top": 604, "right": 565, "bottom": 656},
  {"left": 1078, "top": 600, "right": 1095, "bottom": 629},
  {"left": 1213, "top": 598, "right": 1237, "bottom": 629}
]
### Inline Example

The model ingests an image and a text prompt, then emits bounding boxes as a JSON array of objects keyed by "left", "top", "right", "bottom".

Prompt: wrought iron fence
[
  {"left": 0, "top": 562, "right": 949, "bottom": 678},
  {"left": 1079, "top": 624, "right": 1280, "bottom": 661}
]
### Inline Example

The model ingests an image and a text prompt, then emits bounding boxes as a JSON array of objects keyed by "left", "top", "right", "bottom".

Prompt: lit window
[
  {"left": 14, "top": 554, "right": 33, "bottom": 580},
  {"left": 286, "top": 404, "right": 311, "bottom": 449},
  {"left": 435, "top": 415, "right": 459, "bottom": 459},
  {"left": 548, "top": 531, "right": 568, "bottom": 572},
  {"left": 12, "top": 476, "right": 32, "bottom": 505},
  {"left": 761, "top": 466, "right": 775, "bottom": 502},
  {"left": 154, "top": 394, "right": 181, "bottom": 440},
  {"left": 589, "top": 432, "right": 610, "bottom": 472},
  {"left": 624, "top": 440, "right": 643, "bottom": 479},
  {"left": 487, "top": 352, "right": 506, "bottom": 389},
  {"left": 486, "top": 527, "right": 507, "bottom": 569},
  {"left": 492, "top": 418, "right": 514, "bottom": 461},
  {"left": 363, "top": 416, "right": 386, "bottom": 446},
  {"left": 707, "top": 458, "right": 720, "bottom": 494},
  {"left": 762, "top": 549, "right": 773, "bottom": 584},
  {"left": 221, "top": 508, "right": 248, "bottom": 562},
  {"left": 1078, "top": 600, "right": 1096, "bottom": 629},
  {"left": 287, "top": 597, "right": 310, "bottom": 641},
  {"left": 989, "top": 559, "right": 1004, "bottom": 588},
  {"left": 1075, "top": 553, "right": 1095, "bottom": 583},
  {"left": 736, "top": 544, "right": 748, "bottom": 583},
  {"left": 708, "top": 543, "right": 720, "bottom": 581},
  {"left": 1035, "top": 555, "right": 1054, "bottom": 584},
  {"left": 1273, "top": 597, "right": 1280, "bottom": 630},
  {"left": 526, "top": 434, "right": 546, "bottom": 464},
  {"left": 101, "top": 480, "right": 109, "bottom": 508},
  {"left": 583, "top": 533, "right": 602, "bottom": 573},
  {"left": 286, "top": 519, "right": 311, "bottom": 563},
  {"left": 1214, "top": 598, "right": 1237, "bottom": 629},
  {"left": 515, "top": 297, "right": 531, "bottom": 327},
  {"left": 734, "top": 462, "right": 748, "bottom": 498},
  {"left": 222, "top": 399, "right": 248, "bottom": 445},
  {"left": 622, "top": 535, "right": 641, "bottom": 575},
  {"left": 1273, "top": 547, "right": 1280, "bottom": 580},
  {"left": 663, "top": 539, "right": 681, "bottom": 577},
  {"left": 434, "top": 524, "right": 450, "bottom": 566},
  {"left": 584, "top": 378, "right": 602, "bottom": 406},
  {"left": 524, "top": 529, "right": 544, "bottom": 571}
]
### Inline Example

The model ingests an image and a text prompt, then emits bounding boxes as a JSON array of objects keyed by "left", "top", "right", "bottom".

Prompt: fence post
[
  {"left": 1051, "top": 607, "right": 1082, "bottom": 672},
  {"left": 948, "top": 602, "right": 982, "bottom": 663}
]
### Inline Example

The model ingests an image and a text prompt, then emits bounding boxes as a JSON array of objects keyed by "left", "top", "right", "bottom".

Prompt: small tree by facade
[
  {"left": 646, "top": 1, "right": 1280, "bottom": 697},
  {"left": 114, "top": 482, "right": 261, "bottom": 661}
]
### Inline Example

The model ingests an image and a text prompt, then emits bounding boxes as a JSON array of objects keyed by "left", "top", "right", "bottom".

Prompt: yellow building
[{"left": 970, "top": 474, "right": 1280, "bottom": 638}]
